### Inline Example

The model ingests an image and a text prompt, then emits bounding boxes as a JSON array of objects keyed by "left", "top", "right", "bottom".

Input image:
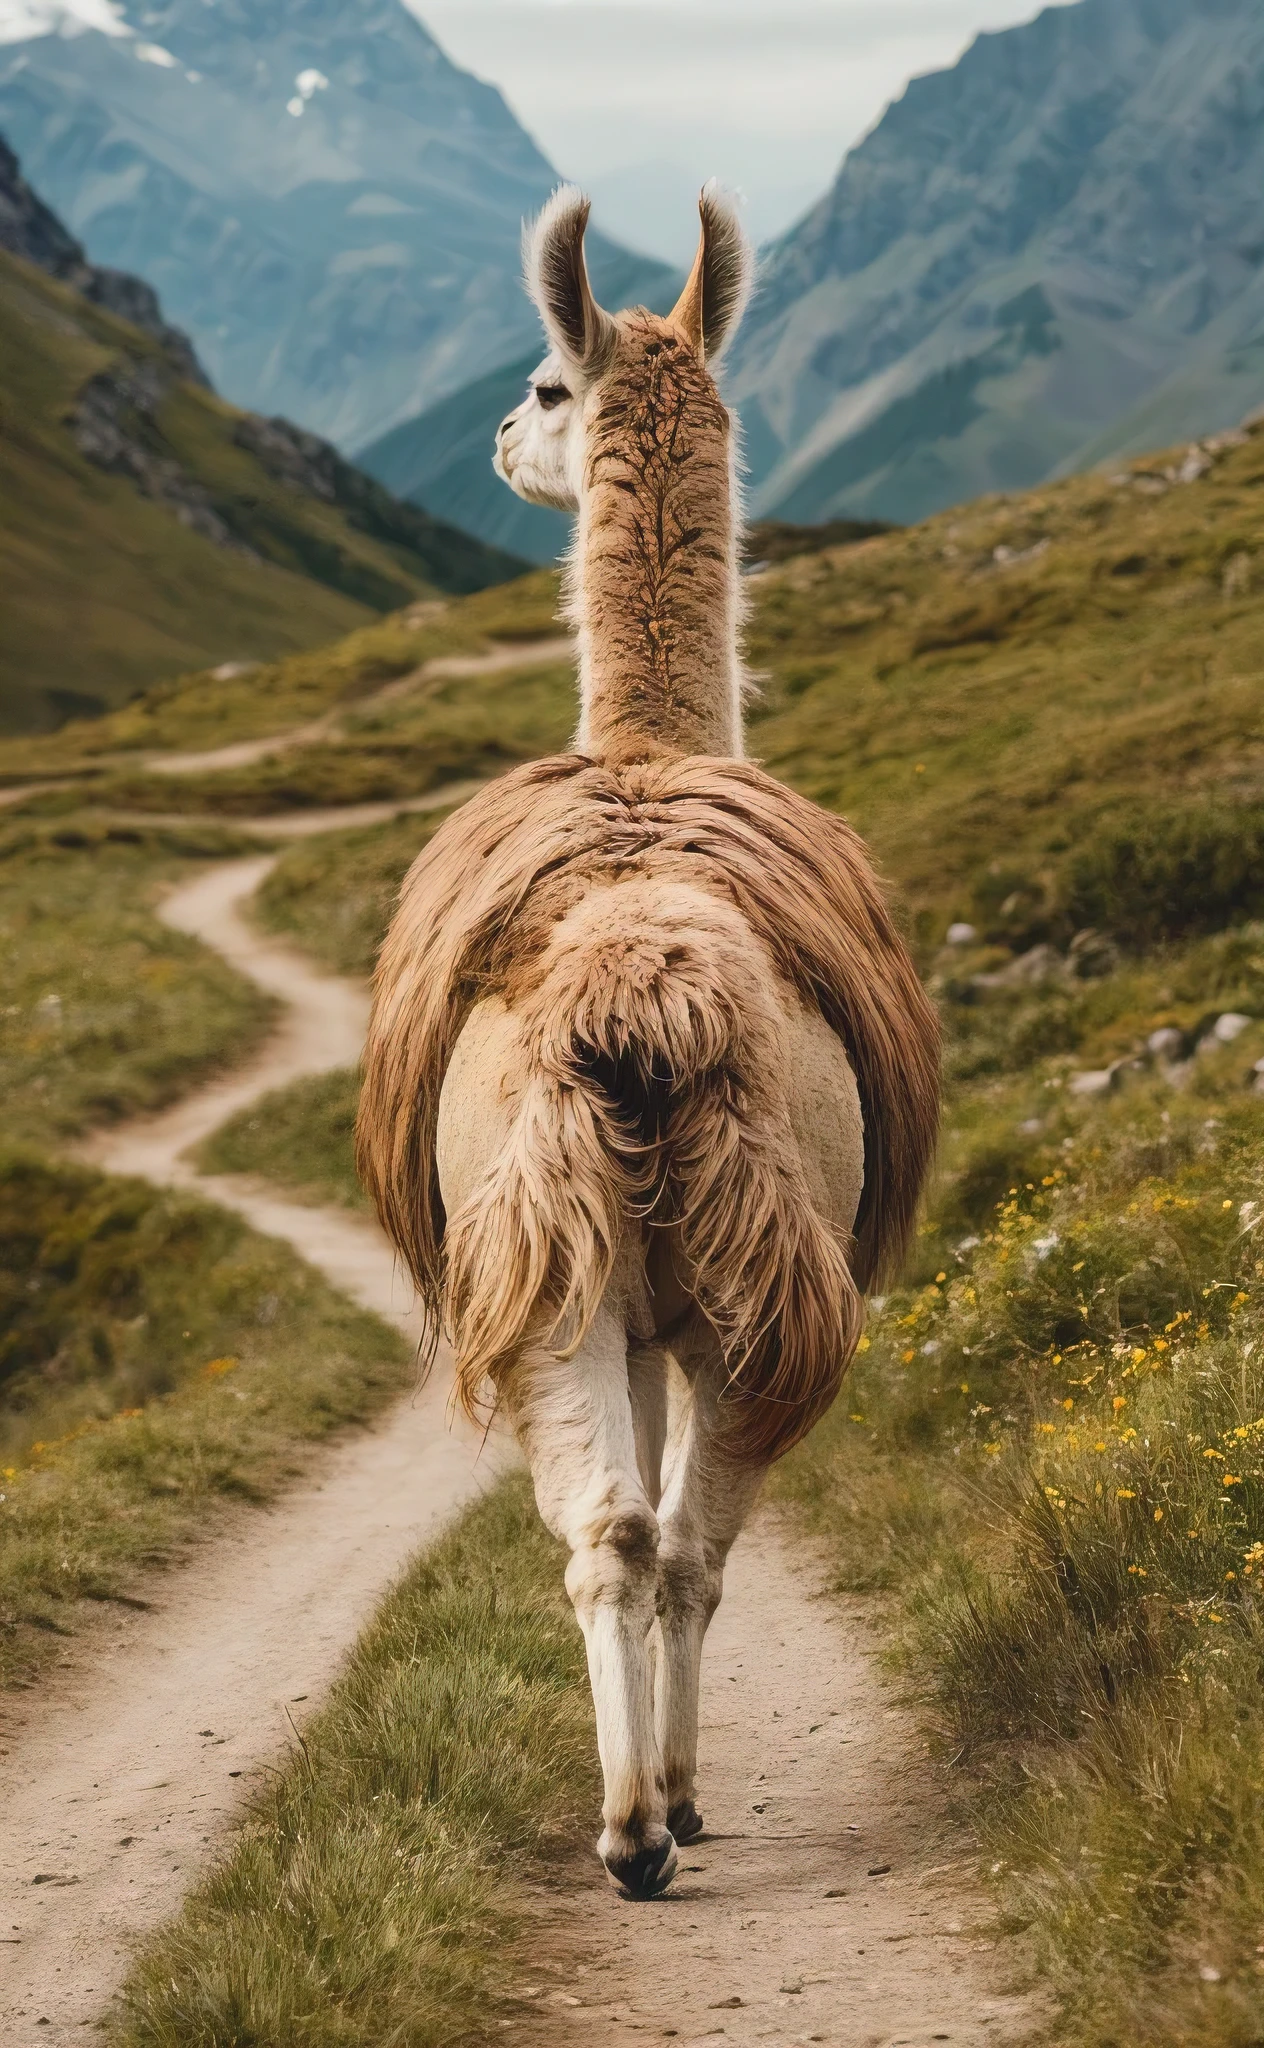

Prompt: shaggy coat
[
  {"left": 357, "top": 752, "right": 940, "bottom": 1463},
  {"left": 358, "top": 185, "right": 942, "bottom": 1898}
]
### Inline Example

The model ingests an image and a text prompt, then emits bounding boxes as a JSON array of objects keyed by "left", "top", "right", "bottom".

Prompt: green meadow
[{"left": 3, "top": 419, "right": 1263, "bottom": 2040}]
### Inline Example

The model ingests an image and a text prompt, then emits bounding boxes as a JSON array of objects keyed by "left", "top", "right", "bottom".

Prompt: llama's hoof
[
  {"left": 602, "top": 1829, "right": 678, "bottom": 1900},
  {"left": 667, "top": 1799, "right": 703, "bottom": 1844}
]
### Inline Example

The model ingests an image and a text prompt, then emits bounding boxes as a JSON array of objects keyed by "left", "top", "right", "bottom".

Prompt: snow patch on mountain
[{"left": 0, "top": 0, "right": 129, "bottom": 46}]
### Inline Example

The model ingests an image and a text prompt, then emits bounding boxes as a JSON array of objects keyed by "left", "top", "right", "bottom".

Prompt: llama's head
[{"left": 494, "top": 184, "right": 752, "bottom": 512}]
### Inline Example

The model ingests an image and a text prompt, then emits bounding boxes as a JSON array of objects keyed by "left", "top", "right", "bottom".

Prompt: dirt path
[
  {"left": 142, "top": 634, "right": 575, "bottom": 776},
  {"left": 1, "top": 827, "right": 511, "bottom": 2047},
  {"left": 3, "top": 784, "right": 1035, "bottom": 2048},
  {"left": 523, "top": 1524, "right": 1037, "bottom": 2048}
]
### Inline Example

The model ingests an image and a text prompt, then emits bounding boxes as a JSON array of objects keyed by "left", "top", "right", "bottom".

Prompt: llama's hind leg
[
  {"left": 654, "top": 1317, "right": 767, "bottom": 1842},
  {"left": 504, "top": 1306, "right": 676, "bottom": 1900}
]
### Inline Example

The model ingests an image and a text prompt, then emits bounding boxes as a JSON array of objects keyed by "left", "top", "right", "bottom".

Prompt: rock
[
  {"left": 972, "top": 944, "right": 1062, "bottom": 991},
  {"left": 1148, "top": 1026, "right": 1186, "bottom": 1061},
  {"left": 1211, "top": 1013, "right": 1252, "bottom": 1044},
  {"left": 1253, "top": 1059, "right": 1264, "bottom": 1096},
  {"left": 1174, "top": 446, "right": 1212, "bottom": 485},
  {"left": 780, "top": 1975, "right": 805, "bottom": 1994},
  {"left": 946, "top": 922, "right": 978, "bottom": 945},
  {"left": 866, "top": 1862, "right": 893, "bottom": 1876},
  {"left": 0, "top": 134, "right": 208, "bottom": 384},
  {"left": 1069, "top": 1067, "right": 1117, "bottom": 1097}
]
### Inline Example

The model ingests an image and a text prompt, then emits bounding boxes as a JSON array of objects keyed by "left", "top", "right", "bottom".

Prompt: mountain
[
  {"left": 726, "top": 0, "right": 1264, "bottom": 527},
  {"left": 360, "top": 351, "right": 572, "bottom": 566},
  {"left": 0, "top": 0, "right": 676, "bottom": 452},
  {"left": 0, "top": 133, "right": 525, "bottom": 735}
]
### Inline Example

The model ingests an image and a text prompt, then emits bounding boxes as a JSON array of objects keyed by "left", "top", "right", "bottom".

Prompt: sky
[{"left": 419, "top": 0, "right": 1081, "bottom": 261}]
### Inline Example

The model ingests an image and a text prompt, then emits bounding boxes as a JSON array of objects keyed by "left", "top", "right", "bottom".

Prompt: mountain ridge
[
  {"left": 0, "top": 0, "right": 676, "bottom": 450},
  {"left": 725, "top": 0, "right": 1264, "bottom": 526}
]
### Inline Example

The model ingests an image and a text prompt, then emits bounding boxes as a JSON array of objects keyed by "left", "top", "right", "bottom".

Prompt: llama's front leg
[
  {"left": 654, "top": 1320, "right": 767, "bottom": 1841},
  {"left": 504, "top": 1304, "right": 676, "bottom": 1899}
]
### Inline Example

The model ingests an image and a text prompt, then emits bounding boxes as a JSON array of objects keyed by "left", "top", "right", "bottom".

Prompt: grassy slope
[
  {"left": 1, "top": 571, "right": 563, "bottom": 784},
  {"left": 773, "top": 936, "right": 1264, "bottom": 2045},
  {"left": 196, "top": 1069, "right": 367, "bottom": 1214},
  {"left": 0, "top": 252, "right": 521, "bottom": 737},
  {"left": 0, "top": 1151, "right": 411, "bottom": 1688},
  {"left": 166, "top": 424, "right": 1264, "bottom": 2042},
  {"left": 0, "top": 814, "right": 415, "bottom": 1687},
  {"left": 0, "top": 816, "right": 274, "bottom": 1146},
  {"left": 108, "top": 1477, "right": 596, "bottom": 2048}
]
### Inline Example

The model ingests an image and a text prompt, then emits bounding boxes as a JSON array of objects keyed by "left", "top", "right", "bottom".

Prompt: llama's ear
[
  {"left": 670, "top": 184, "right": 753, "bottom": 365},
  {"left": 524, "top": 186, "right": 617, "bottom": 373}
]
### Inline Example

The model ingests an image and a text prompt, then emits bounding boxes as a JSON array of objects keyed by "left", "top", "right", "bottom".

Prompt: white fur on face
[{"left": 493, "top": 353, "right": 585, "bottom": 511}]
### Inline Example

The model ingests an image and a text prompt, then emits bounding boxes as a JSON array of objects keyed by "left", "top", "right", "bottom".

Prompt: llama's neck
[{"left": 568, "top": 343, "right": 744, "bottom": 762}]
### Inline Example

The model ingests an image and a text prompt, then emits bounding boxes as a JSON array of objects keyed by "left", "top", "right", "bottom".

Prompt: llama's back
[{"left": 356, "top": 753, "right": 940, "bottom": 1459}]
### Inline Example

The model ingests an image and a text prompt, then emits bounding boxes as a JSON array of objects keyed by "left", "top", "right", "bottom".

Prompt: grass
[
  {"left": 1, "top": 569, "right": 563, "bottom": 781},
  {"left": 0, "top": 815, "right": 275, "bottom": 1147},
  {"left": 254, "top": 808, "right": 452, "bottom": 976},
  {"left": 0, "top": 254, "right": 412, "bottom": 736},
  {"left": 107, "top": 1474, "right": 597, "bottom": 2048},
  {"left": 0, "top": 1148, "right": 412, "bottom": 1688},
  {"left": 773, "top": 930, "right": 1264, "bottom": 2046},
  {"left": 195, "top": 1069, "right": 366, "bottom": 1212},
  {"left": 48, "top": 654, "right": 577, "bottom": 818}
]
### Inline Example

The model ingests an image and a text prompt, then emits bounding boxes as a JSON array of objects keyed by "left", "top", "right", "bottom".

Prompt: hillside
[
  {"left": 0, "top": 140, "right": 529, "bottom": 733},
  {"left": 0, "top": 0, "right": 676, "bottom": 451},
  {"left": 5, "top": 414, "right": 1264, "bottom": 2039},
  {"left": 727, "top": 0, "right": 1264, "bottom": 527},
  {"left": 17, "top": 418, "right": 1261, "bottom": 939}
]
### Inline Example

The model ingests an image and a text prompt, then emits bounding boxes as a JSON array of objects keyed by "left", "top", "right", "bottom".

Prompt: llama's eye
[{"left": 534, "top": 383, "right": 570, "bottom": 411}]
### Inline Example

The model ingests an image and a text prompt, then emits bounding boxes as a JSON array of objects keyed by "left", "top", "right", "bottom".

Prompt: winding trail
[
  {"left": 1, "top": 796, "right": 511, "bottom": 2047},
  {"left": 1, "top": 766, "right": 1036, "bottom": 2048},
  {"left": 141, "top": 635, "right": 574, "bottom": 778}
]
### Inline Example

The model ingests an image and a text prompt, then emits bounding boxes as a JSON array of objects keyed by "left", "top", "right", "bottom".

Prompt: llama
[{"left": 357, "top": 187, "right": 940, "bottom": 1901}]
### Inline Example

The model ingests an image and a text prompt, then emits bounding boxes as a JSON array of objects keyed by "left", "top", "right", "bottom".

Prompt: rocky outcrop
[
  {"left": 70, "top": 357, "right": 246, "bottom": 550},
  {"left": 232, "top": 412, "right": 530, "bottom": 591},
  {"left": 0, "top": 132, "right": 206, "bottom": 385},
  {"left": 2, "top": 128, "right": 526, "bottom": 595}
]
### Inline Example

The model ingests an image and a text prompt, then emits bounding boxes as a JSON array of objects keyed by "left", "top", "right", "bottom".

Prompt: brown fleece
[
  {"left": 357, "top": 756, "right": 940, "bottom": 1462},
  {"left": 575, "top": 314, "right": 737, "bottom": 762}
]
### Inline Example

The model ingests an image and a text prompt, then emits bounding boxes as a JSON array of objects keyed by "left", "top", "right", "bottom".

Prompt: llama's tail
[{"left": 442, "top": 882, "right": 862, "bottom": 1462}]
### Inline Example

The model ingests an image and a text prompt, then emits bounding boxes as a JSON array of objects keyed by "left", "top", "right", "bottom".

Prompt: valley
[{"left": 0, "top": 406, "right": 1261, "bottom": 2041}]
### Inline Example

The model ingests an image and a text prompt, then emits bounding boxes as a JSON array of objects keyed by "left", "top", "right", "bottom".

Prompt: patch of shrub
[{"left": 1061, "top": 802, "right": 1264, "bottom": 948}]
